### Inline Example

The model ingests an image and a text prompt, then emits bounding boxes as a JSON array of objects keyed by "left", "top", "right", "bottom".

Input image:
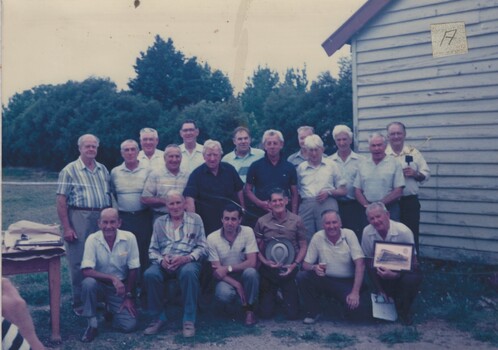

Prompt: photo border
[{"left": 373, "top": 241, "right": 414, "bottom": 272}]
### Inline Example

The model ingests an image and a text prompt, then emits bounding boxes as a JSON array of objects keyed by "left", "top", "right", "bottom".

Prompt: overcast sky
[{"left": 2, "top": 0, "right": 366, "bottom": 105}]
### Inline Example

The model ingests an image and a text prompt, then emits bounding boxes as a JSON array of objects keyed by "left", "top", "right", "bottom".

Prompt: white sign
[{"left": 431, "top": 22, "right": 468, "bottom": 58}]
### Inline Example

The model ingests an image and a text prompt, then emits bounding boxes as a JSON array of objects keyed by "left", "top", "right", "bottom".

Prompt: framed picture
[{"left": 373, "top": 241, "right": 414, "bottom": 271}]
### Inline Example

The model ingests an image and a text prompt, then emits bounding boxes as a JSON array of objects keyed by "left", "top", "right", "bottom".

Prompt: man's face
[
  {"left": 269, "top": 193, "right": 288, "bottom": 215},
  {"left": 387, "top": 124, "right": 406, "bottom": 149},
  {"left": 140, "top": 132, "right": 158, "bottom": 156},
  {"left": 367, "top": 207, "right": 390, "bottom": 235},
  {"left": 322, "top": 212, "right": 342, "bottom": 239},
  {"left": 164, "top": 147, "right": 182, "bottom": 172},
  {"left": 334, "top": 132, "right": 352, "bottom": 153},
  {"left": 121, "top": 142, "right": 139, "bottom": 164},
  {"left": 298, "top": 130, "right": 313, "bottom": 148},
  {"left": 306, "top": 146, "right": 324, "bottom": 164},
  {"left": 166, "top": 194, "right": 185, "bottom": 218},
  {"left": 222, "top": 210, "right": 241, "bottom": 235},
  {"left": 369, "top": 136, "right": 387, "bottom": 162},
  {"left": 203, "top": 148, "right": 222, "bottom": 171},
  {"left": 79, "top": 136, "right": 99, "bottom": 160},
  {"left": 98, "top": 209, "right": 121, "bottom": 237},
  {"left": 264, "top": 134, "right": 283, "bottom": 158},
  {"left": 233, "top": 131, "right": 251, "bottom": 154},
  {"left": 180, "top": 123, "right": 199, "bottom": 144}
]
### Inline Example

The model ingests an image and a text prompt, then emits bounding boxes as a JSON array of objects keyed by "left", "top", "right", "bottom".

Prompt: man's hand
[
  {"left": 376, "top": 267, "right": 400, "bottom": 280},
  {"left": 403, "top": 167, "right": 417, "bottom": 178},
  {"left": 316, "top": 190, "right": 329, "bottom": 204},
  {"left": 233, "top": 280, "right": 247, "bottom": 305},
  {"left": 168, "top": 255, "right": 190, "bottom": 271},
  {"left": 118, "top": 298, "right": 137, "bottom": 318},
  {"left": 112, "top": 277, "right": 125, "bottom": 297},
  {"left": 268, "top": 261, "right": 283, "bottom": 270},
  {"left": 346, "top": 291, "right": 360, "bottom": 310},
  {"left": 257, "top": 199, "right": 270, "bottom": 212},
  {"left": 63, "top": 227, "right": 78, "bottom": 242},
  {"left": 313, "top": 264, "right": 326, "bottom": 277},
  {"left": 279, "top": 263, "right": 296, "bottom": 277},
  {"left": 212, "top": 265, "right": 229, "bottom": 280}
]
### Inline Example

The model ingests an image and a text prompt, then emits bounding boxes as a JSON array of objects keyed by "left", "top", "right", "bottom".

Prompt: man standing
[
  {"left": 138, "top": 127, "right": 164, "bottom": 169},
  {"left": 245, "top": 129, "right": 299, "bottom": 221},
  {"left": 386, "top": 122, "right": 430, "bottom": 253},
  {"left": 297, "top": 210, "right": 369, "bottom": 324},
  {"left": 143, "top": 191, "right": 207, "bottom": 337},
  {"left": 56, "top": 134, "right": 111, "bottom": 315},
  {"left": 297, "top": 134, "right": 347, "bottom": 240},
  {"left": 184, "top": 140, "right": 244, "bottom": 235},
  {"left": 179, "top": 120, "right": 204, "bottom": 174},
  {"left": 141, "top": 144, "right": 189, "bottom": 222},
  {"left": 287, "top": 126, "right": 314, "bottom": 167},
  {"left": 354, "top": 132, "right": 405, "bottom": 222},
  {"left": 361, "top": 202, "right": 423, "bottom": 325},
  {"left": 111, "top": 139, "right": 152, "bottom": 275},
  {"left": 80, "top": 208, "right": 140, "bottom": 342},
  {"left": 207, "top": 204, "right": 259, "bottom": 326},
  {"left": 254, "top": 188, "right": 307, "bottom": 320},
  {"left": 329, "top": 125, "right": 365, "bottom": 239}
]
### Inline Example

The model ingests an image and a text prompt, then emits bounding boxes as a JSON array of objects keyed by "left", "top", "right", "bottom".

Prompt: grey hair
[
  {"left": 386, "top": 122, "right": 406, "bottom": 133},
  {"left": 368, "top": 132, "right": 387, "bottom": 145},
  {"left": 203, "top": 139, "right": 223, "bottom": 155},
  {"left": 262, "top": 129, "right": 284, "bottom": 144},
  {"left": 120, "top": 139, "right": 139, "bottom": 151},
  {"left": 297, "top": 126, "right": 314, "bottom": 134},
  {"left": 332, "top": 125, "right": 353, "bottom": 140},
  {"left": 365, "top": 202, "right": 388, "bottom": 216},
  {"left": 321, "top": 209, "right": 342, "bottom": 221},
  {"left": 304, "top": 134, "right": 324, "bottom": 149},
  {"left": 140, "top": 127, "right": 158, "bottom": 139},
  {"left": 165, "top": 189, "right": 184, "bottom": 202},
  {"left": 78, "top": 134, "right": 99, "bottom": 147},
  {"left": 164, "top": 144, "right": 181, "bottom": 154}
]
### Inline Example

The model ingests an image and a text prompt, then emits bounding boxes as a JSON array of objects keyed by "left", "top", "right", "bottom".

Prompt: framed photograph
[{"left": 373, "top": 241, "right": 414, "bottom": 271}]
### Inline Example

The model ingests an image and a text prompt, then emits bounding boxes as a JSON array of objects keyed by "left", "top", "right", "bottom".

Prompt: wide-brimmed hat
[{"left": 265, "top": 238, "right": 295, "bottom": 266}]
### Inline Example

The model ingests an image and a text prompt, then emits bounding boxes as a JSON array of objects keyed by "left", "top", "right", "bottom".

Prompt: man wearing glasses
[{"left": 179, "top": 120, "right": 204, "bottom": 174}]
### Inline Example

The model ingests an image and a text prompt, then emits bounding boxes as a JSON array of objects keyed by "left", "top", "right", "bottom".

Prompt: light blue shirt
[
  {"left": 138, "top": 149, "right": 164, "bottom": 170},
  {"left": 221, "top": 148, "right": 265, "bottom": 182},
  {"left": 297, "top": 158, "right": 346, "bottom": 198},
  {"left": 329, "top": 151, "right": 364, "bottom": 200},
  {"left": 180, "top": 143, "right": 204, "bottom": 174},
  {"left": 110, "top": 162, "right": 149, "bottom": 212},
  {"left": 361, "top": 220, "right": 415, "bottom": 258},
  {"left": 141, "top": 167, "right": 189, "bottom": 213}
]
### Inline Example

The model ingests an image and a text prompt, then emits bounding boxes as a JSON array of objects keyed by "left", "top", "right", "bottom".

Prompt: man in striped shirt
[{"left": 56, "top": 134, "right": 111, "bottom": 315}]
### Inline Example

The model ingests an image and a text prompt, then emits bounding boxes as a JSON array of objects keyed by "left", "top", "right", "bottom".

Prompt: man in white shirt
[
  {"left": 138, "top": 127, "right": 164, "bottom": 169},
  {"left": 179, "top": 120, "right": 204, "bottom": 174}
]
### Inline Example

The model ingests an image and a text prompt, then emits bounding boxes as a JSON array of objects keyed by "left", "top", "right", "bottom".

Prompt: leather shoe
[
  {"left": 144, "top": 319, "right": 166, "bottom": 335},
  {"left": 245, "top": 311, "right": 256, "bottom": 326},
  {"left": 81, "top": 326, "right": 98, "bottom": 342},
  {"left": 182, "top": 321, "right": 196, "bottom": 338}
]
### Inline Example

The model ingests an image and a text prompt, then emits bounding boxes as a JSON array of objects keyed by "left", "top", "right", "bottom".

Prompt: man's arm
[
  {"left": 346, "top": 258, "right": 365, "bottom": 310},
  {"left": 119, "top": 268, "right": 138, "bottom": 317},
  {"left": 244, "top": 183, "right": 269, "bottom": 211},
  {"left": 141, "top": 196, "right": 167, "bottom": 208},
  {"left": 210, "top": 261, "right": 247, "bottom": 304},
  {"left": 213, "top": 252, "right": 257, "bottom": 280},
  {"left": 185, "top": 196, "right": 196, "bottom": 212},
  {"left": 381, "top": 186, "right": 403, "bottom": 206},
  {"left": 56, "top": 194, "right": 77, "bottom": 242},
  {"left": 237, "top": 190, "right": 245, "bottom": 210},
  {"left": 82, "top": 268, "right": 126, "bottom": 296},
  {"left": 290, "top": 185, "right": 299, "bottom": 214},
  {"left": 355, "top": 187, "right": 369, "bottom": 207},
  {"left": 280, "top": 239, "right": 307, "bottom": 277}
]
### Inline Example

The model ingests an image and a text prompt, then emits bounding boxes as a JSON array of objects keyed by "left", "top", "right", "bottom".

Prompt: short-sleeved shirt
[
  {"left": 138, "top": 149, "right": 164, "bottom": 170},
  {"left": 183, "top": 162, "right": 244, "bottom": 234},
  {"left": 386, "top": 145, "right": 430, "bottom": 196},
  {"left": 254, "top": 210, "right": 307, "bottom": 254},
  {"left": 207, "top": 226, "right": 259, "bottom": 266},
  {"left": 57, "top": 157, "right": 111, "bottom": 208},
  {"left": 329, "top": 151, "right": 364, "bottom": 200},
  {"left": 148, "top": 211, "right": 207, "bottom": 263},
  {"left": 141, "top": 167, "right": 189, "bottom": 213},
  {"left": 304, "top": 229, "right": 364, "bottom": 278},
  {"left": 111, "top": 162, "right": 150, "bottom": 212},
  {"left": 297, "top": 158, "right": 346, "bottom": 198},
  {"left": 287, "top": 150, "right": 307, "bottom": 168},
  {"left": 221, "top": 148, "right": 265, "bottom": 183},
  {"left": 353, "top": 155, "right": 405, "bottom": 202},
  {"left": 180, "top": 143, "right": 204, "bottom": 174},
  {"left": 81, "top": 229, "right": 140, "bottom": 281},
  {"left": 246, "top": 154, "right": 298, "bottom": 201},
  {"left": 361, "top": 220, "right": 415, "bottom": 258}
]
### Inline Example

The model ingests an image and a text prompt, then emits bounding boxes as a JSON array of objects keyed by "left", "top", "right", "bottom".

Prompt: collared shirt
[
  {"left": 81, "top": 229, "right": 140, "bottom": 281},
  {"left": 148, "top": 211, "right": 207, "bottom": 263},
  {"left": 353, "top": 155, "right": 405, "bottom": 202},
  {"left": 287, "top": 150, "right": 307, "bottom": 168},
  {"left": 329, "top": 151, "right": 364, "bottom": 200},
  {"left": 57, "top": 157, "right": 111, "bottom": 208},
  {"left": 361, "top": 220, "right": 415, "bottom": 258},
  {"left": 110, "top": 162, "right": 149, "bottom": 212},
  {"left": 138, "top": 149, "right": 164, "bottom": 170},
  {"left": 254, "top": 210, "right": 307, "bottom": 253},
  {"left": 142, "top": 167, "right": 189, "bottom": 213},
  {"left": 207, "top": 226, "right": 259, "bottom": 266},
  {"left": 221, "top": 147, "right": 265, "bottom": 183},
  {"left": 179, "top": 143, "right": 204, "bottom": 174},
  {"left": 386, "top": 145, "right": 430, "bottom": 196},
  {"left": 305, "top": 229, "right": 365, "bottom": 278},
  {"left": 297, "top": 158, "right": 346, "bottom": 198}
]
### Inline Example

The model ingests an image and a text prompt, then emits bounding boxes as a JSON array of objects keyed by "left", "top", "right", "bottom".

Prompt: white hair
[
  {"left": 332, "top": 125, "right": 353, "bottom": 140},
  {"left": 262, "top": 129, "right": 284, "bottom": 144},
  {"left": 203, "top": 139, "right": 223, "bottom": 155},
  {"left": 304, "top": 134, "right": 324, "bottom": 149}
]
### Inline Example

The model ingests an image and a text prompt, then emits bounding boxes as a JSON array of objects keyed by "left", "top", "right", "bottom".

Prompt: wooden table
[{"left": 2, "top": 248, "right": 64, "bottom": 342}]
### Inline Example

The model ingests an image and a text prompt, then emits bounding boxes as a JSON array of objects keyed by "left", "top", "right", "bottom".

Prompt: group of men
[{"left": 56, "top": 120, "right": 429, "bottom": 342}]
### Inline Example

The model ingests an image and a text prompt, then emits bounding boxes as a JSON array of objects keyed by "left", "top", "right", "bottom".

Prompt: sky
[{"left": 2, "top": 0, "right": 367, "bottom": 105}]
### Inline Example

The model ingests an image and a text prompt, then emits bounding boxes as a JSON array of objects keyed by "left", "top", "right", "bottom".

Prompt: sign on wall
[{"left": 431, "top": 22, "right": 468, "bottom": 58}]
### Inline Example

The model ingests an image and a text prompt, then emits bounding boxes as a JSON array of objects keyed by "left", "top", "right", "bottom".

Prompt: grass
[{"left": 378, "top": 327, "right": 420, "bottom": 345}]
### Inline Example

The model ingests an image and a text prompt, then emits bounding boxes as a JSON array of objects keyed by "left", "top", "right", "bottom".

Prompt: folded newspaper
[{"left": 4, "top": 220, "right": 62, "bottom": 250}]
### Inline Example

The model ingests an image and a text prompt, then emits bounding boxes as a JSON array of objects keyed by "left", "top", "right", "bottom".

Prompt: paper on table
[{"left": 371, "top": 293, "right": 398, "bottom": 321}]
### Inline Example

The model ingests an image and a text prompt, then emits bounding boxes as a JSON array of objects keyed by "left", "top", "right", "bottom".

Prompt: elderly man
[
  {"left": 179, "top": 120, "right": 204, "bottom": 174},
  {"left": 361, "top": 202, "right": 423, "bottom": 325},
  {"left": 297, "top": 134, "right": 347, "bottom": 241},
  {"left": 57, "top": 134, "right": 111, "bottom": 315},
  {"left": 245, "top": 129, "right": 299, "bottom": 221},
  {"left": 354, "top": 132, "right": 405, "bottom": 222},
  {"left": 143, "top": 190, "right": 207, "bottom": 337},
  {"left": 287, "top": 126, "right": 315, "bottom": 167},
  {"left": 111, "top": 139, "right": 152, "bottom": 275},
  {"left": 386, "top": 122, "right": 430, "bottom": 254},
  {"left": 80, "top": 208, "right": 140, "bottom": 342},
  {"left": 207, "top": 204, "right": 259, "bottom": 326},
  {"left": 141, "top": 144, "right": 189, "bottom": 222},
  {"left": 297, "top": 210, "right": 369, "bottom": 324},
  {"left": 329, "top": 125, "right": 365, "bottom": 239},
  {"left": 138, "top": 127, "right": 164, "bottom": 169},
  {"left": 184, "top": 140, "right": 244, "bottom": 235},
  {"left": 254, "top": 188, "right": 307, "bottom": 320}
]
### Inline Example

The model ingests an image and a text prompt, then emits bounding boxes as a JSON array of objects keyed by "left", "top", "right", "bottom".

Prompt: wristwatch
[{"left": 228, "top": 265, "right": 233, "bottom": 273}]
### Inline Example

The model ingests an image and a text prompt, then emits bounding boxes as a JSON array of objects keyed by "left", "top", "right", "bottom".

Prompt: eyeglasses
[{"left": 181, "top": 128, "right": 196, "bottom": 133}]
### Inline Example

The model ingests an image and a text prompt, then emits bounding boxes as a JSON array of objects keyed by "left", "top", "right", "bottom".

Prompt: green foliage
[{"left": 378, "top": 327, "right": 421, "bottom": 345}]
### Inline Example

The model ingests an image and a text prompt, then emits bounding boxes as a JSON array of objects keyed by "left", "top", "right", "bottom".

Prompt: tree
[
  {"left": 128, "top": 35, "right": 233, "bottom": 110},
  {"left": 240, "top": 66, "right": 280, "bottom": 123}
]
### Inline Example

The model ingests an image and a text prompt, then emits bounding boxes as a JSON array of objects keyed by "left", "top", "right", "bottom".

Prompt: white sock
[{"left": 88, "top": 317, "right": 98, "bottom": 328}]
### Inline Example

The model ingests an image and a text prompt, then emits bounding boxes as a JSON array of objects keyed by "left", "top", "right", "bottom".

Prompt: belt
[
  {"left": 69, "top": 206, "right": 110, "bottom": 212},
  {"left": 119, "top": 209, "right": 149, "bottom": 215}
]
